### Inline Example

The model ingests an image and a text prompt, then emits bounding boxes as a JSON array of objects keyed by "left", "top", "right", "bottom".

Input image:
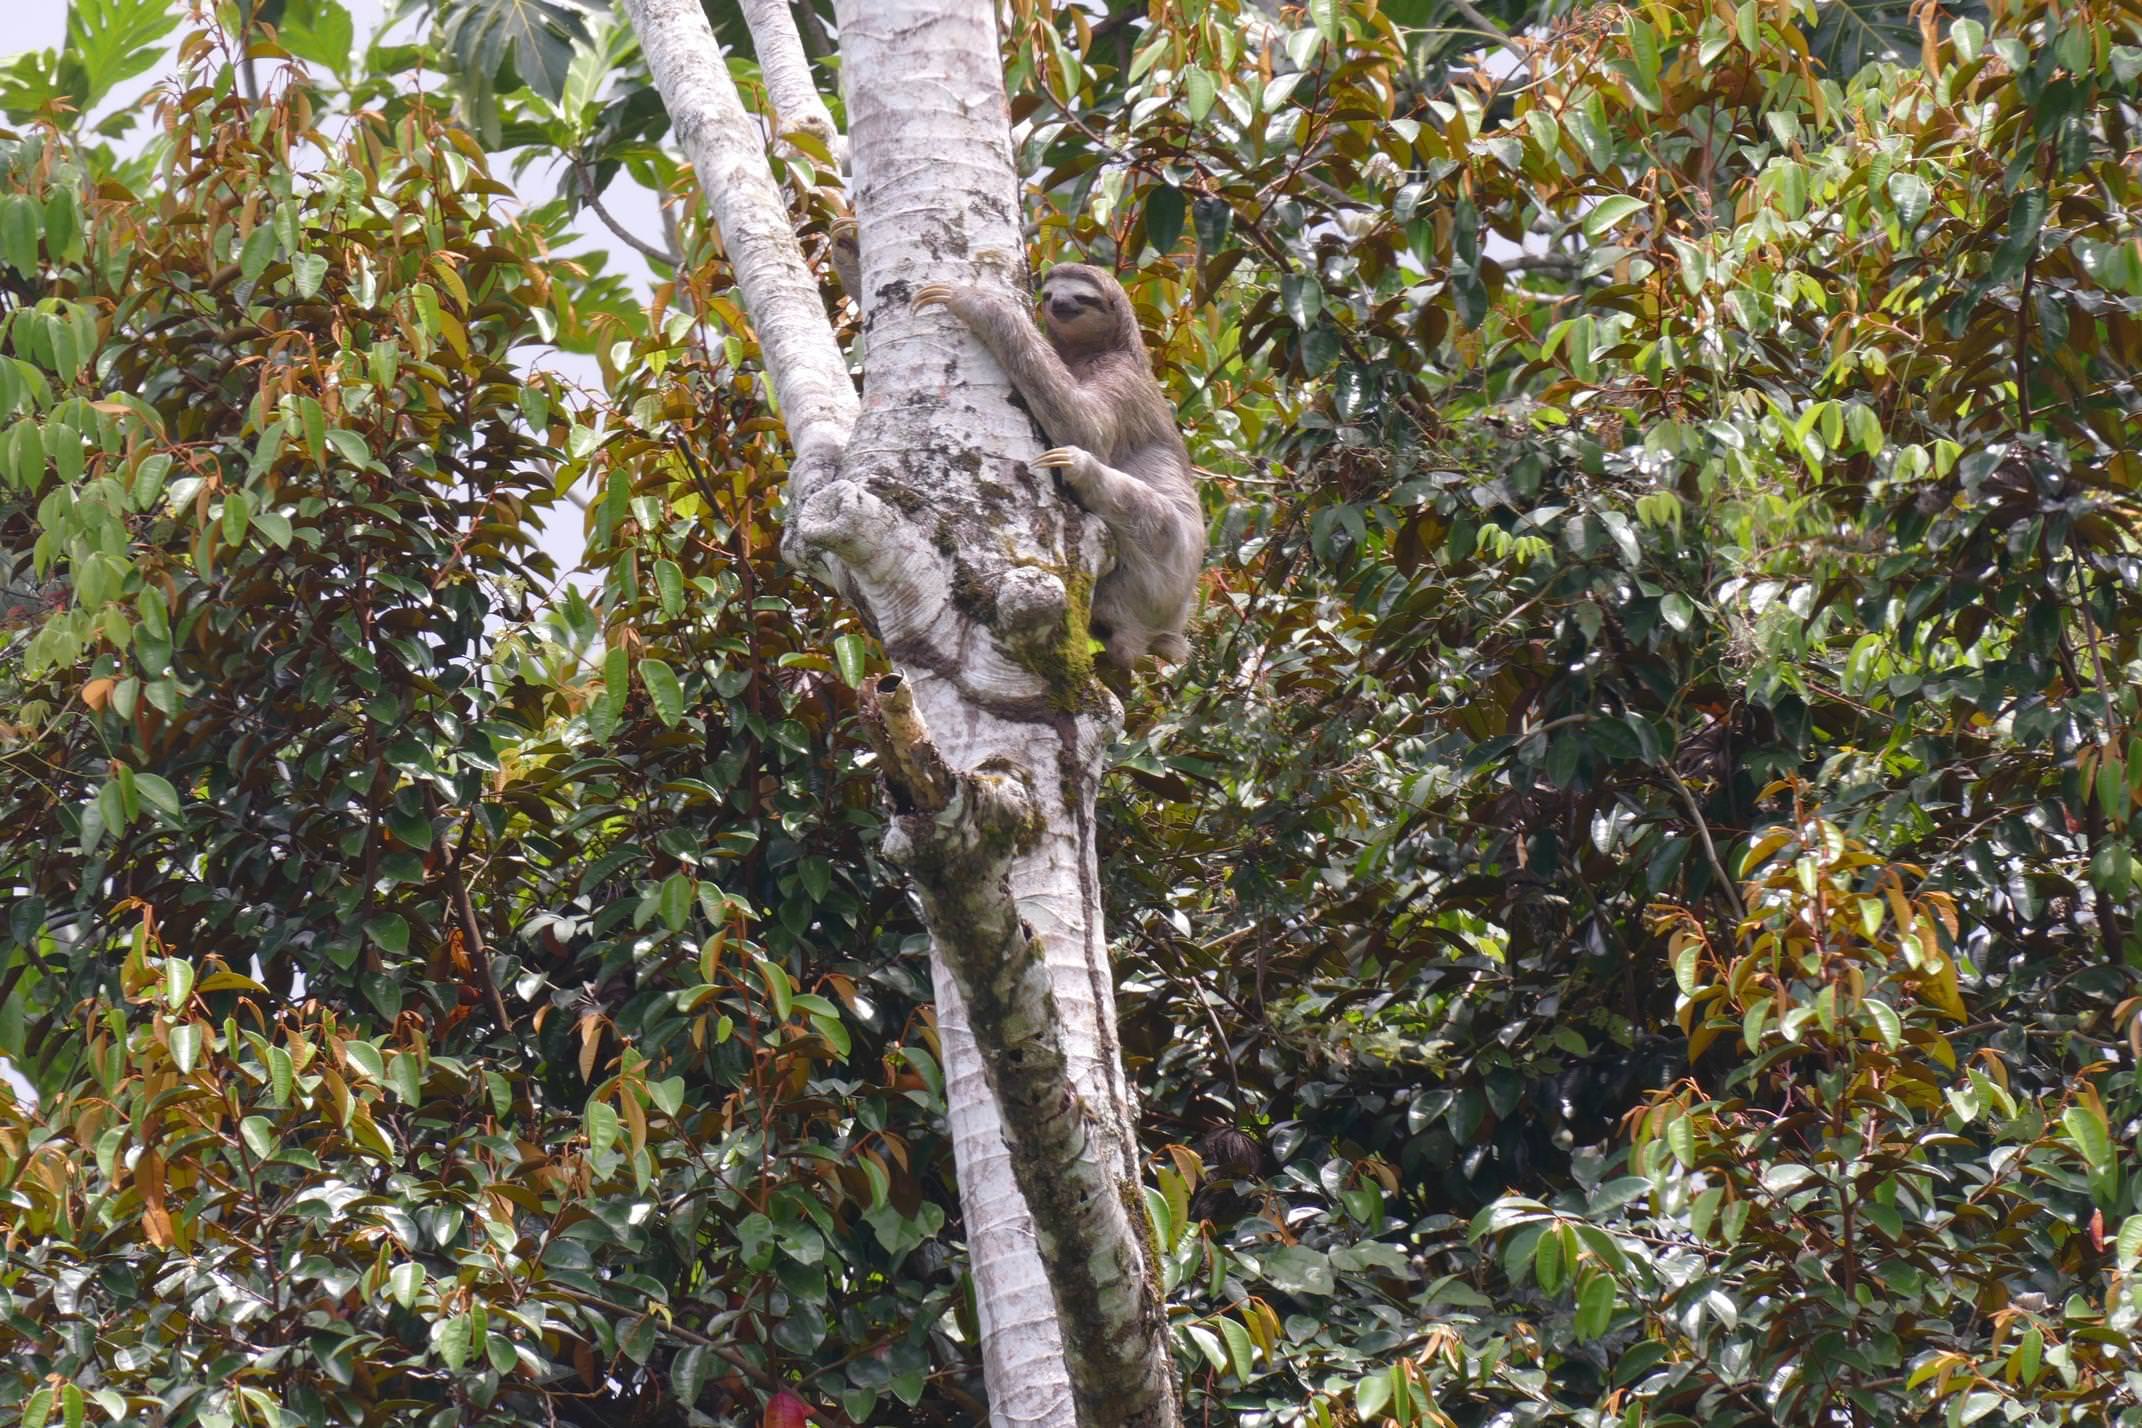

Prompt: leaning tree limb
[
  {"left": 739, "top": 0, "right": 848, "bottom": 172},
  {"left": 623, "top": 0, "right": 856, "bottom": 474}
]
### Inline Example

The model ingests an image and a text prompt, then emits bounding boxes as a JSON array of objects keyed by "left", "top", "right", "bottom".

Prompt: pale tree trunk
[{"left": 616, "top": 1, "right": 1176, "bottom": 1424}]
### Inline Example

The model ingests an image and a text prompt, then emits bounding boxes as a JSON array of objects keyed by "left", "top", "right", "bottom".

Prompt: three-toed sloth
[{"left": 912, "top": 265, "right": 1204, "bottom": 670}]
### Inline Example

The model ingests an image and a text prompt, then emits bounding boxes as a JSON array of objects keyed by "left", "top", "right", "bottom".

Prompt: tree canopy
[{"left": 5, "top": 0, "right": 2142, "bottom": 1424}]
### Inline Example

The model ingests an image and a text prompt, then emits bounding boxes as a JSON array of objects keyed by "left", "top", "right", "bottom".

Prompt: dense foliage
[{"left": 4, "top": 0, "right": 2142, "bottom": 1425}]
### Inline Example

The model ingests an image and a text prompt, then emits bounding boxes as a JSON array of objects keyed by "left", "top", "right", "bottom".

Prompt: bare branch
[
  {"left": 1444, "top": 0, "right": 1537, "bottom": 79},
  {"left": 573, "top": 160, "right": 680, "bottom": 268}
]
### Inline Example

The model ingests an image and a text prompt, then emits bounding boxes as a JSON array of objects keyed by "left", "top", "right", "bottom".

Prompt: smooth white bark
[
  {"left": 622, "top": 0, "right": 856, "bottom": 471},
  {"left": 739, "top": 0, "right": 848, "bottom": 171},
  {"left": 821, "top": 5, "right": 1134, "bottom": 1423}
]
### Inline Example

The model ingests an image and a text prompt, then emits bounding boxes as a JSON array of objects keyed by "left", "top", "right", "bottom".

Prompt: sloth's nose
[{"left": 1049, "top": 299, "right": 1079, "bottom": 319}]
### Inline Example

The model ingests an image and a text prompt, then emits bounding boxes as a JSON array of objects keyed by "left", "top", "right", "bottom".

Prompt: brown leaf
[
  {"left": 578, "top": 1012, "right": 604, "bottom": 1083},
  {"left": 138, "top": 1149, "right": 175, "bottom": 1248}
]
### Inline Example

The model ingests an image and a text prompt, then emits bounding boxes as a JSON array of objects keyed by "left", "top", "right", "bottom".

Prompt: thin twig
[
  {"left": 574, "top": 159, "right": 679, "bottom": 268},
  {"left": 1441, "top": 0, "right": 1535, "bottom": 80},
  {"left": 434, "top": 797, "right": 516, "bottom": 1034},
  {"left": 1665, "top": 765, "right": 1746, "bottom": 923}
]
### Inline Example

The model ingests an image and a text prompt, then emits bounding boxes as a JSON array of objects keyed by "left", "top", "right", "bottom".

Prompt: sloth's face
[{"left": 1039, "top": 272, "right": 1117, "bottom": 352}]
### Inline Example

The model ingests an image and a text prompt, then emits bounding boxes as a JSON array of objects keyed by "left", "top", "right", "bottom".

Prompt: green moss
[
  {"left": 1117, "top": 1171, "right": 1165, "bottom": 1311},
  {"left": 1009, "top": 565, "right": 1106, "bottom": 713}
]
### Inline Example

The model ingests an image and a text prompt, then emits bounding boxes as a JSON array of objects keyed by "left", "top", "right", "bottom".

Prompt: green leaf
[
  {"left": 324, "top": 428, "right": 371, "bottom": 467},
  {"left": 344, "top": 1039, "right": 385, "bottom": 1081},
  {"left": 1184, "top": 67, "right": 1217, "bottom": 124},
  {"left": 365, "top": 913, "right": 410, "bottom": 955},
  {"left": 66, "top": 0, "right": 179, "bottom": 109},
  {"left": 1281, "top": 273, "right": 1323, "bottom": 328},
  {"left": 1145, "top": 184, "right": 1187, "bottom": 255},
  {"left": 46, "top": 422, "right": 81, "bottom": 483},
  {"left": 1864, "top": 998, "right": 1902, "bottom": 1048},
  {"left": 0, "top": 194, "right": 40, "bottom": 277},
  {"left": 585, "top": 1098, "right": 621, "bottom": 1158},
  {"left": 43, "top": 184, "right": 81, "bottom": 264},
  {"left": 290, "top": 251, "right": 328, "bottom": 299},
  {"left": 602, "top": 644, "right": 630, "bottom": 722},
  {"left": 436, "top": 1312, "right": 474, "bottom": 1371},
  {"left": 169, "top": 1021, "right": 202, "bottom": 1073},
  {"left": 268, "top": 1045, "right": 295, "bottom": 1104},
  {"left": 2063, "top": 1104, "right": 2113, "bottom": 1177},
  {"left": 1846, "top": 401, "right": 1885, "bottom": 455},
  {"left": 1886, "top": 171, "right": 1931, "bottom": 231},
  {"left": 1194, "top": 196, "right": 1233, "bottom": 253},
  {"left": 1534, "top": 1220, "right": 1565, "bottom": 1292},
  {"left": 438, "top": 0, "right": 595, "bottom": 103},
  {"left": 1671, "top": 937, "right": 1700, "bottom": 995},
  {"left": 389, "top": 1051, "right": 423, "bottom": 1106},
  {"left": 2091, "top": 840, "right": 2134, "bottom": 899},
  {"left": 7, "top": 419, "right": 45, "bottom": 491},
  {"left": 410, "top": 281, "right": 441, "bottom": 335},
  {"left": 673, "top": 1344, "right": 713, "bottom": 1407},
  {"left": 1583, "top": 195, "right": 1647, "bottom": 239},
  {"left": 298, "top": 395, "right": 326, "bottom": 461},
  {"left": 640, "top": 657, "right": 683, "bottom": 727},
  {"left": 1626, "top": 17, "right": 1661, "bottom": 90},
  {"left": 654, "top": 557, "right": 684, "bottom": 616},
  {"left": 133, "top": 771, "right": 181, "bottom": 820},
  {"left": 222, "top": 488, "right": 252, "bottom": 544},
  {"left": 164, "top": 956, "right": 194, "bottom": 1010},
  {"left": 1574, "top": 1272, "right": 1616, "bottom": 1339},
  {"left": 280, "top": 0, "right": 357, "bottom": 78},
  {"left": 1354, "top": 1370, "right": 1390, "bottom": 1420},
  {"left": 389, "top": 1260, "right": 423, "bottom": 1310},
  {"left": 658, "top": 871, "right": 692, "bottom": 931},
  {"left": 239, "top": 1114, "right": 277, "bottom": 1160},
  {"left": 251, "top": 508, "right": 292, "bottom": 547},
  {"left": 1989, "top": 188, "right": 2048, "bottom": 284},
  {"left": 833, "top": 633, "right": 868, "bottom": 688},
  {"left": 2013, "top": 1325, "right": 2043, "bottom": 1386},
  {"left": 1300, "top": 318, "right": 1342, "bottom": 375},
  {"left": 239, "top": 222, "right": 278, "bottom": 283},
  {"left": 1217, "top": 1315, "right": 1255, "bottom": 1380}
]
